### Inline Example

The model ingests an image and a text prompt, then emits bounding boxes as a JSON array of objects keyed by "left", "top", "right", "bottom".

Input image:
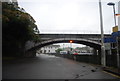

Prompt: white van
[{"left": 60, "top": 51, "right": 68, "bottom": 54}]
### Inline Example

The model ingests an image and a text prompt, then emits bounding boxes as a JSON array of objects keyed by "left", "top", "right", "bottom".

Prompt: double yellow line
[{"left": 103, "top": 71, "right": 120, "bottom": 79}]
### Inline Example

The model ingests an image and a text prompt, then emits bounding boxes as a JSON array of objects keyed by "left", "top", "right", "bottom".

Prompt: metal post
[
  {"left": 108, "top": 2, "right": 119, "bottom": 70},
  {"left": 70, "top": 43, "right": 72, "bottom": 51},
  {"left": 113, "top": 4, "right": 120, "bottom": 69},
  {"left": 99, "top": 0, "right": 106, "bottom": 67},
  {"left": 113, "top": 5, "right": 117, "bottom": 26},
  {"left": 116, "top": 37, "right": 120, "bottom": 69},
  {"left": 109, "top": 2, "right": 119, "bottom": 69}
]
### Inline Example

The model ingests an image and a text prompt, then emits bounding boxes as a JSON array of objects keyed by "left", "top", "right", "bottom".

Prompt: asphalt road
[{"left": 2, "top": 54, "right": 119, "bottom": 79}]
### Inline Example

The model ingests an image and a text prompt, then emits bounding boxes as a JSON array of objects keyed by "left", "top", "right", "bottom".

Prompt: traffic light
[{"left": 69, "top": 40, "right": 73, "bottom": 43}]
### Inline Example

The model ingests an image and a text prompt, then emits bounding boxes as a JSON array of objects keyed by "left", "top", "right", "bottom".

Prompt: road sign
[
  {"left": 112, "top": 31, "right": 120, "bottom": 37},
  {"left": 104, "top": 37, "right": 116, "bottom": 43}
]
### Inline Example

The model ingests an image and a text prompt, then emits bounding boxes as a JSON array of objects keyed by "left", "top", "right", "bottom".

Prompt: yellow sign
[{"left": 112, "top": 26, "right": 118, "bottom": 32}]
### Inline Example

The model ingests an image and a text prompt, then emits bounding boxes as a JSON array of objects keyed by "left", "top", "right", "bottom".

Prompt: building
[
  {"left": 37, "top": 45, "right": 60, "bottom": 54},
  {"left": 74, "top": 46, "right": 93, "bottom": 53},
  {"left": 62, "top": 46, "right": 93, "bottom": 54}
]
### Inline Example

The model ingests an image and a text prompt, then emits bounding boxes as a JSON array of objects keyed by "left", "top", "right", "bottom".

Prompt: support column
[
  {"left": 93, "top": 49, "right": 97, "bottom": 55},
  {"left": 25, "top": 50, "right": 36, "bottom": 57}
]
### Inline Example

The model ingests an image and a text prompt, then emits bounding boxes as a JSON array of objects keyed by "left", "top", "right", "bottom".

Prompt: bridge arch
[{"left": 28, "top": 38, "right": 102, "bottom": 51}]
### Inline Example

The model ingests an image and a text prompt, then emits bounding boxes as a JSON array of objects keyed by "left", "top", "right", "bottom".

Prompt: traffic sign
[
  {"left": 104, "top": 37, "right": 116, "bottom": 43},
  {"left": 112, "top": 31, "right": 120, "bottom": 37}
]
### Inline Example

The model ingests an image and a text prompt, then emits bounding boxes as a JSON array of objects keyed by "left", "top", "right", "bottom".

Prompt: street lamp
[
  {"left": 99, "top": 0, "right": 106, "bottom": 67},
  {"left": 107, "top": 2, "right": 117, "bottom": 26},
  {"left": 107, "top": 2, "right": 120, "bottom": 69}
]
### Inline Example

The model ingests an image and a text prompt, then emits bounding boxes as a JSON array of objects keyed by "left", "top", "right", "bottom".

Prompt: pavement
[{"left": 2, "top": 54, "right": 120, "bottom": 79}]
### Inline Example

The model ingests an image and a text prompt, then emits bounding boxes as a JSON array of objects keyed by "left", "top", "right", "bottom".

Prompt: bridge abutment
[
  {"left": 24, "top": 50, "right": 36, "bottom": 57},
  {"left": 93, "top": 49, "right": 97, "bottom": 55}
]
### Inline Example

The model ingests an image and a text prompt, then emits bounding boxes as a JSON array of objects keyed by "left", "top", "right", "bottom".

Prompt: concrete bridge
[{"left": 24, "top": 34, "right": 111, "bottom": 57}]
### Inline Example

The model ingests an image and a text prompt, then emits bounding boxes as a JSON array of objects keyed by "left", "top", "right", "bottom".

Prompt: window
[{"left": 49, "top": 50, "right": 50, "bottom": 52}]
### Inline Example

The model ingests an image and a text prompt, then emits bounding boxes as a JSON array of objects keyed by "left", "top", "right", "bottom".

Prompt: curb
[{"left": 103, "top": 68, "right": 120, "bottom": 77}]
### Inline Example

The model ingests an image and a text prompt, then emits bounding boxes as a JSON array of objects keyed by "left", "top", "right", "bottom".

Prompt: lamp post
[
  {"left": 70, "top": 40, "right": 73, "bottom": 51},
  {"left": 99, "top": 0, "right": 106, "bottom": 67},
  {"left": 107, "top": 2, "right": 120, "bottom": 69},
  {"left": 107, "top": 2, "right": 116, "bottom": 26}
]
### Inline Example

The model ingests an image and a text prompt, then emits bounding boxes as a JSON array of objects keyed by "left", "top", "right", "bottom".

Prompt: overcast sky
[
  {"left": 18, "top": 0, "right": 119, "bottom": 34},
  {"left": 17, "top": 0, "right": 119, "bottom": 48}
]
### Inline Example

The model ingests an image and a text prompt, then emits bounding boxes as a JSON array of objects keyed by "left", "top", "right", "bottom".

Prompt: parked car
[
  {"left": 73, "top": 52, "right": 78, "bottom": 55},
  {"left": 60, "top": 51, "right": 68, "bottom": 54}
]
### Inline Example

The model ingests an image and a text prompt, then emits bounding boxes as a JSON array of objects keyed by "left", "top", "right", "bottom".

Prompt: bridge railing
[{"left": 40, "top": 30, "right": 111, "bottom": 34}]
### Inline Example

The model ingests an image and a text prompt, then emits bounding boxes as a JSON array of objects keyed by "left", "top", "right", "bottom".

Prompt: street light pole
[
  {"left": 113, "top": 4, "right": 117, "bottom": 26},
  {"left": 116, "top": 37, "right": 120, "bottom": 69},
  {"left": 99, "top": 0, "right": 106, "bottom": 67},
  {"left": 70, "top": 40, "right": 73, "bottom": 51},
  {"left": 107, "top": 2, "right": 116, "bottom": 26},
  {"left": 70, "top": 43, "right": 72, "bottom": 51},
  {"left": 107, "top": 2, "right": 120, "bottom": 69}
]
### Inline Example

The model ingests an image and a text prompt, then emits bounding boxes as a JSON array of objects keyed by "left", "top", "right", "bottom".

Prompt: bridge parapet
[{"left": 40, "top": 34, "right": 110, "bottom": 42}]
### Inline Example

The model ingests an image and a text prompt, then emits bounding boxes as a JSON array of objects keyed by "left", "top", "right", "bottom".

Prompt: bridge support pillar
[
  {"left": 93, "top": 49, "right": 97, "bottom": 55},
  {"left": 24, "top": 50, "right": 36, "bottom": 57},
  {"left": 98, "top": 49, "right": 101, "bottom": 56}
]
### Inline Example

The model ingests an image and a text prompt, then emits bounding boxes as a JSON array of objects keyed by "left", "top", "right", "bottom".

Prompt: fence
[
  {"left": 55, "top": 54, "right": 101, "bottom": 65},
  {"left": 54, "top": 54, "right": 120, "bottom": 68}
]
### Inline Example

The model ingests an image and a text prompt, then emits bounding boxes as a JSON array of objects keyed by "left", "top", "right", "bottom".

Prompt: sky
[
  {"left": 17, "top": 0, "right": 119, "bottom": 48},
  {"left": 17, "top": 0, "right": 119, "bottom": 34}
]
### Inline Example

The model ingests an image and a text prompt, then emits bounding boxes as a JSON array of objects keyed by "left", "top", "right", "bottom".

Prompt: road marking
[{"left": 103, "top": 71, "right": 120, "bottom": 78}]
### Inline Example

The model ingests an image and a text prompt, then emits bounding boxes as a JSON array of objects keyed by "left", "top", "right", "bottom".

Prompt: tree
[
  {"left": 55, "top": 48, "right": 63, "bottom": 54},
  {"left": 2, "top": 2, "right": 40, "bottom": 57}
]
